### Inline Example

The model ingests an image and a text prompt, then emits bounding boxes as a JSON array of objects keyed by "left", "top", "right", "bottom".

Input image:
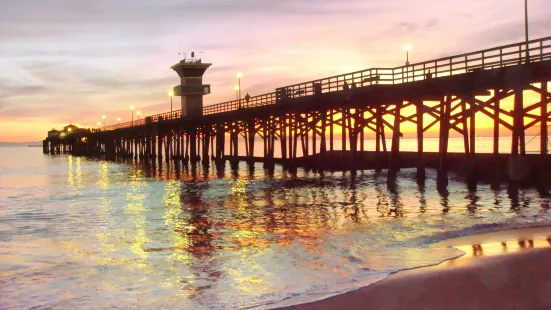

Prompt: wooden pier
[{"left": 44, "top": 36, "right": 551, "bottom": 189}]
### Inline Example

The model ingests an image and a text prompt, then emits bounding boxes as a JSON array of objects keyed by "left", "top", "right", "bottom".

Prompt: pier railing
[
  {"left": 203, "top": 92, "right": 278, "bottom": 115},
  {"left": 101, "top": 36, "right": 551, "bottom": 132},
  {"left": 279, "top": 36, "right": 551, "bottom": 97},
  {"left": 103, "top": 110, "right": 182, "bottom": 131}
]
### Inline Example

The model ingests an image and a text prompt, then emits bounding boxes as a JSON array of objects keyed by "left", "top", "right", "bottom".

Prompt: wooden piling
[{"left": 416, "top": 100, "right": 425, "bottom": 181}]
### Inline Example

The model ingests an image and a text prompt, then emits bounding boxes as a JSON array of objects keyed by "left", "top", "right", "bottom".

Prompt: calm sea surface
[{"left": 1, "top": 139, "right": 550, "bottom": 309}]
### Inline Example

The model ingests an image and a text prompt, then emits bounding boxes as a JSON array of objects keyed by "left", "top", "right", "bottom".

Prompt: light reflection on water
[{"left": 0, "top": 147, "right": 550, "bottom": 309}]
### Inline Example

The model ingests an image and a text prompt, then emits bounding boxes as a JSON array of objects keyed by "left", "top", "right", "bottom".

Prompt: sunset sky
[{"left": 1, "top": 0, "right": 550, "bottom": 142}]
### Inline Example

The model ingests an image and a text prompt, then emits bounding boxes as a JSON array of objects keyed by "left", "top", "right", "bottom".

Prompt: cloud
[
  {"left": 0, "top": 0, "right": 387, "bottom": 42},
  {"left": 470, "top": 18, "right": 551, "bottom": 46},
  {"left": 0, "top": 85, "right": 50, "bottom": 101},
  {"left": 399, "top": 22, "right": 419, "bottom": 33}
]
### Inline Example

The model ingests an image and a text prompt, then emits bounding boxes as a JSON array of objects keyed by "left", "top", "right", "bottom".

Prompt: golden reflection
[
  {"left": 224, "top": 189, "right": 273, "bottom": 252},
  {"left": 455, "top": 239, "right": 551, "bottom": 258},
  {"left": 228, "top": 178, "right": 254, "bottom": 224},
  {"left": 439, "top": 238, "right": 551, "bottom": 270},
  {"left": 65, "top": 155, "right": 86, "bottom": 237},
  {"left": 125, "top": 166, "right": 150, "bottom": 261},
  {"left": 97, "top": 161, "right": 109, "bottom": 191},
  {"left": 66, "top": 155, "right": 84, "bottom": 192},
  {"left": 75, "top": 157, "right": 83, "bottom": 189},
  {"left": 96, "top": 160, "right": 116, "bottom": 257},
  {"left": 222, "top": 183, "right": 334, "bottom": 273},
  {"left": 63, "top": 240, "right": 94, "bottom": 257},
  {"left": 67, "top": 155, "right": 74, "bottom": 188},
  {"left": 163, "top": 180, "right": 192, "bottom": 263},
  {"left": 230, "top": 178, "right": 249, "bottom": 195},
  {"left": 375, "top": 182, "right": 389, "bottom": 217},
  {"left": 224, "top": 248, "right": 272, "bottom": 295}
]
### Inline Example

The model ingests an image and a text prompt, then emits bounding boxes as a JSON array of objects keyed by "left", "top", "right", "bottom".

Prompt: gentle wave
[{"left": 263, "top": 220, "right": 551, "bottom": 309}]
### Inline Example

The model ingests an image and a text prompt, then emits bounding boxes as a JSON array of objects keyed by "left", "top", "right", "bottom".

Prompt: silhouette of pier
[{"left": 44, "top": 36, "right": 551, "bottom": 189}]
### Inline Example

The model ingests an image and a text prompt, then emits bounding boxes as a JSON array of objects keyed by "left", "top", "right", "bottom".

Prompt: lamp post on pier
[
  {"left": 404, "top": 44, "right": 411, "bottom": 66},
  {"left": 97, "top": 121, "right": 101, "bottom": 131},
  {"left": 404, "top": 44, "right": 412, "bottom": 82},
  {"left": 524, "top": 0, "right": 529, "bottom": 63},
  {"left": 137, "top": 111, "right": 141, "bottom": 121},
  {"left": 102, "top": 115, "right": 106, "bottom": 131},
  {"left": 236, "top": 72, "right": 243, "bottom": 101},
  {"left": 130, "top": 106, "right": 135, "bottom": 126},
  {"left": 117, "top": 117, "right": 121, "bottom": 124},
  {"left": 169, "top": 91, "right": 174, "bottom": 113}
]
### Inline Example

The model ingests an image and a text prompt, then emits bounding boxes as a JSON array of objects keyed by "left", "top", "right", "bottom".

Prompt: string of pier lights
[
  {"left": 91, "top": 52, "right": 398, "bottom": 132},
  {"left": 95, "top": 71, "right": 248, "bottom": 130},
  {"left": 89, "top": 107, "right": 142, "bottom": 132},
  {"left": 93, "top": 74, "right": 243, "bottom": 131}
]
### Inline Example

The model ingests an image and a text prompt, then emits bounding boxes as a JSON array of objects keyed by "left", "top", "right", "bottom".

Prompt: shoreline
[{"left": 279, "top": 226, "right": 551, "bottom": 310}]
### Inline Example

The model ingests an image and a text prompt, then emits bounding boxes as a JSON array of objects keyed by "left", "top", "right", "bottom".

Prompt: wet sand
[{"left": 283, "top": 227, "right": 551, "bottom": 310}]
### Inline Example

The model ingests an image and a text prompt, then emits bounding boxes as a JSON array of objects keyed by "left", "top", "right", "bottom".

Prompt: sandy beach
[{"left": 283, "top": 227, "right": 551, "bottom": 310}]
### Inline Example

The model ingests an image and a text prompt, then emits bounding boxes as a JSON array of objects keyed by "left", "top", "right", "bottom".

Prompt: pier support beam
[
  {"left": 280, "top": 115, "right": 288, "bottom": 163},
  {"left": 202, "top": 131, "right": 210, "bottom": 168},
  {"left": 539, "top": 82, "right": 549, "bottom": 193},
  {"left": 229, "top": 122, "right": 239, "bottom": 170},
  {"left": 350, "top": 109, "right": 360, "bottom": 178},
  {"left": 375, "top": 105, "right": 384, "bottom": 173},
  {"left": 152, "top": 134, "right": 157, "bottom": 160},
  {"left": 491, "top": 90, "right": 501, "bottom": 189},
  {"left": 320, "top": 110, "right": 327, "bottom": 154},
  {"left": 388, "top": 102, "right": 402, "bottom": 183},
  {"left": 177, "top": 133, "right": 181, "bottom": 160},
  {"left": 437, "top": 97, "right": 450, "bottom": 189},
  {"left": 158, "top": 134, "right": 164, "bottom": 163},
  {"left": 215, "top": 124, "right": 224, "bottom": 167},
  {"left": 190, "top": 129, "right": 198, "bottom": 164},
  {"left": 341, "top": 109, "right": 347, "bottom": 153},
  {"left": 329, "top": 110, "right": 334, "bottom": 152},
  {"left": 541, "top": 82, "right": 548, "bottom": 159},
  {"left": 184, "top": 132, "right": 190, "bottom": 165},
  {"left": 466, "top": 95, "right": 477, "bottom": 190},
  {"left": 512, "top": 88, "right": 525, "bottom": 157},
  {"left": 416, "top": 100, "right": 425, "bottom": 183},
  {"left": 267, "top": 117, "right": 276, "bottom": 171},
  {"left": 247, "top": 119, "right": 256, "bottom": 166},
  {"left": 508, "top": 87, "right": 526, "bottom": 190}
]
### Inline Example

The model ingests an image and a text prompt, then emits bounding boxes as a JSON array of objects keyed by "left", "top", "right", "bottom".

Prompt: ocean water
[{"left": 1, "top": 144, "right": 550, "bottom": 309}]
